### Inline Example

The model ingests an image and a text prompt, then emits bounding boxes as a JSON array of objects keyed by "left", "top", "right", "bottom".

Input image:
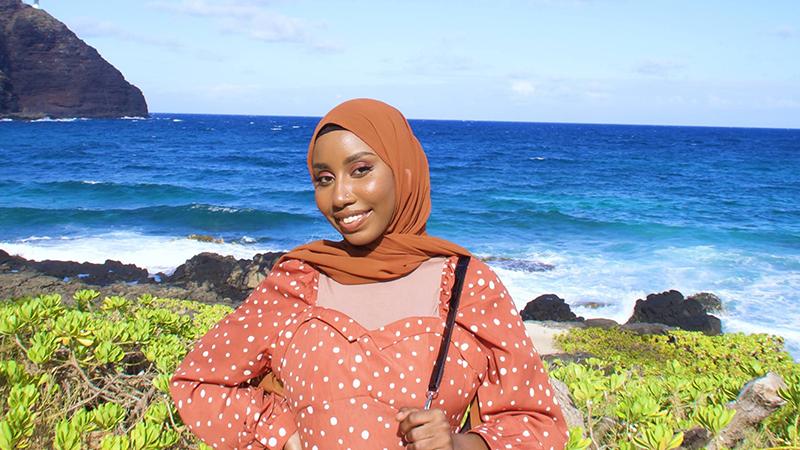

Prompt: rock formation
[
  {"left": 521, "top": 294, "right": 584, "bottom": 322},
  {"left": 0, "top": 249, "right": 285, "bottom": 305},
  {"left": 0, "top": 0, "right": 147, "bottom": 119},
  {"left": 627, "top": 289, "right": 722, "bottom": 335}
]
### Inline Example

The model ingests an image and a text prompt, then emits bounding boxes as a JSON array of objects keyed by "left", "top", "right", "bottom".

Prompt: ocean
[{"left": 1, "top": 114, "right": 798, "bottom": 358}]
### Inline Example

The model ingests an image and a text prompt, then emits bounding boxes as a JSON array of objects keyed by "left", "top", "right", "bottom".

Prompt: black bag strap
[{"left": 424, "top": 255, "right": 471, "bottom": 410}]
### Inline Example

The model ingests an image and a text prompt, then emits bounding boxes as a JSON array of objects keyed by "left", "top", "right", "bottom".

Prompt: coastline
[{"left": 2, "top": 246, "right": 796, "bottom": 362}]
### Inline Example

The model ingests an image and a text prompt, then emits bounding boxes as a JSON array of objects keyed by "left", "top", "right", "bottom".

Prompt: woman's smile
[{"left": 336, "top": 209, "right": 372, "bottom": 232}]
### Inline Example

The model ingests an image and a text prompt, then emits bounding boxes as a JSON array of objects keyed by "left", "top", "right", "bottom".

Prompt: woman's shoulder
[{"left": 253, "top": 258, "right": 318, "bottom": 303}]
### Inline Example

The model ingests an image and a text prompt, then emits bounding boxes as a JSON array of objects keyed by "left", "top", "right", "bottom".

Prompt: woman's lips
[{"left": 337, "top": 210, "right": 372, "bottom": 233}]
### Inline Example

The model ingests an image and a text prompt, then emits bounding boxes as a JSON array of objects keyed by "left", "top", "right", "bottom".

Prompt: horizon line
[{"left": 149, "top": 111, "right": 800, "bottom": 131}]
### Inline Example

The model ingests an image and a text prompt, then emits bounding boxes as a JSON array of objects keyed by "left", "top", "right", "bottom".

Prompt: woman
[{"left": 170, "top": 99, "right": 568, "bottom": 449}]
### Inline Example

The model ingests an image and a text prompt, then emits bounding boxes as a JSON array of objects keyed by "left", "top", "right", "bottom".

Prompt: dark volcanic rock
[
  {"left": 167, "top": 252, "right": 285, "bottom": 303},
  {"left": 0, "top": 248, "right": 285, "bottom": 304},
  {"left": 521, "top": 294, "right": 584, "bottom": 322},
  {"left": 0, "top": 0, "right": 147, "bottom": 119},
  {"left": 0, "top": 248, "right": 149, "bottom": 285},
  {"left": 626, "top": 290, "right": 722, "bottom": 335},
  {"left": 687, "top": 292, "right": 724, "bottom": 314},
  {"left": 0, "top": 271, "right": 239, "bottom": 308}
]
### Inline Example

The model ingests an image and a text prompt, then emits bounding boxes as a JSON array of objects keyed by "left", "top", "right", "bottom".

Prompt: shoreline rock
[
  {"left": 0, "top": 248, "right": 285, "bottom": 305},
  {"left": 0, "top": 0, "right": 148, "bottom": 119}
]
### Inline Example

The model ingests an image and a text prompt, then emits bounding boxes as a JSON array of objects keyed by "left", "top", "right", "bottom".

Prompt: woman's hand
[
  {"left": 395, "top": 408, "right": 488, "bottom": 450},
  {"left": 282, "top": 431, "right": 301, "bottom": 450}
]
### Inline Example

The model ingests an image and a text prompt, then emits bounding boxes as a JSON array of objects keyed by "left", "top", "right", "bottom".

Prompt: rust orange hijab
[{"left": 279, "top": 98, "right": 470, "bottom": 284}]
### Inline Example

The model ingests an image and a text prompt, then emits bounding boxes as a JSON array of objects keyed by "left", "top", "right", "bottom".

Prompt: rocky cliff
[{"left": 0, "top": 0, "right": 147, "bottom": 119}]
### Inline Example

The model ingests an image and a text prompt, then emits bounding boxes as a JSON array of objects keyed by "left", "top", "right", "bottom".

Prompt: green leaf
[
  {"left": 53, "top": 419, "right": 81, "bottom": 450},
  {"left": 92, "top": 402, "right": 127, "bottom": 431}
]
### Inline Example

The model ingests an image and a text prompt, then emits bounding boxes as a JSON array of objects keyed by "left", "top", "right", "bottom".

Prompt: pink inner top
[{"left": 316, "top": 256, "right": 447, "bottom": 330}]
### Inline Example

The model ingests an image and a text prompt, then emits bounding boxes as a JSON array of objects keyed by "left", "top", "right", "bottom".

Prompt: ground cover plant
[
  {"left": 1, "top": 291, "right": 798, "bottom": 449},
  {"left": 552, "top": 328, "right": 800, "bottom": 449}
]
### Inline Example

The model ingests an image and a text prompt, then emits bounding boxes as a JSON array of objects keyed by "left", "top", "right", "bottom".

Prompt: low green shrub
[
  {"left": 0, "top": 290, "right": 228, "bottom": 449},
  {"left": 1, "top": 290, "right": 798, "bottom": 448},
  {"left": 552, "top": 327, "right": 800, "bottom": 448}
]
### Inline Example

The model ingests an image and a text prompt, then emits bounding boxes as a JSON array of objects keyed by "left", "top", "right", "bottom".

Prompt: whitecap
[
  {"left": 172, "top": 119, "right": 183, "bottom": 122},
  {"left": 484, "top": 244, "right": 800, "bottom": 361},
  {"left": 0, "top": 231, "right": 282, "bottom": 277},
  {"left": 32, "top": 117, "right": 79, "bottom": 122}
]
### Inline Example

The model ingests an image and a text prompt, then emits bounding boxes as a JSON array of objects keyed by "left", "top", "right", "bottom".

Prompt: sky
[{"left": 28, "top": 0, "right": 800, "bottom": 128}]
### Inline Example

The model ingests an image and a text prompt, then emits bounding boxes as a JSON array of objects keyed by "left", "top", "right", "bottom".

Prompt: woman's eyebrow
[{"left": 312, "top": 151, "right": 376, "bottom": 170}]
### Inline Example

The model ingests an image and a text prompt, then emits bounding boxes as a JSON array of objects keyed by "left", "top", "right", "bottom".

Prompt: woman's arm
[
  {"left": 169, "top": 260, "right": 311, "bottom": 450},
  {"left": 456, "top": 259, "right": 569, "bottom": 449}
]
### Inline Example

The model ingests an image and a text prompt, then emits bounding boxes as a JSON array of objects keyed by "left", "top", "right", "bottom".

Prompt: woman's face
[{"left": 311, "top": 130, "right": 396, "bottom": 246}]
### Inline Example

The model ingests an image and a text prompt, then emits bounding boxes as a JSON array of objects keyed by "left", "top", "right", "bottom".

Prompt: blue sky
[{"left": 31, "top": 0, "right": 800, "bottom": 128}]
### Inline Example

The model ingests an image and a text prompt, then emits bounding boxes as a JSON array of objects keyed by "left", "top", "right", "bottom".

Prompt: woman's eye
[
  {"left": 353, "top": 165, "right": 373, "bottom": 176},
  {"left": 315, "top": 175, "right": 333, "bottom": 186}
]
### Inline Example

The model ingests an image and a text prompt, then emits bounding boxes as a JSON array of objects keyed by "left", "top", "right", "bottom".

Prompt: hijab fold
[{"left": 279, "top": 98, "right": 470, "bottom": 285}]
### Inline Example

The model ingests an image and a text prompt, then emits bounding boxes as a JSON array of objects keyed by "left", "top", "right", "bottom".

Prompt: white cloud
[
  {"left": 147, "top": 0, "right": 342, "bottom": 51},
  {"left": 68, "top": 18, "right": 184, "bottom": 50},
  {"left": 511, "top": 80, "right": 536, "bottom": 96}
]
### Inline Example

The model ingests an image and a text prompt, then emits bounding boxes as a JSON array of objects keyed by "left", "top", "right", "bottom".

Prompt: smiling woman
[
  {"left": 169, "top": 98, "right": 569, "bottom": 450},
  {"left": 311, "top": 125, "right": 397, "bottom": 246}
]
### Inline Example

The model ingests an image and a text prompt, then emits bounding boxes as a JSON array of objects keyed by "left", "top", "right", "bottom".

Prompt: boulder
[
  {"left": 0, "top": 0, "right": 147, "bottom": 119},
  {"left": 521, "top": 294, "right": 583, "bottom": 322},
  {"left": 626, "top": 290, "right": 721, "bottom": 335},
  {"left": 708, "top": 372, "right": 788, "bottom": 450},
  {"left": 583, "top": 318, "right": 619, "bottom": 330},
  {"left": 687, "top": 292, "right": 724, "bottom": 314},
  {"left": 549, "top": 378, "right": 584, "bottom": 429},
  {"left": 168, "top": 251, "right": 284, "bottom": 303}
]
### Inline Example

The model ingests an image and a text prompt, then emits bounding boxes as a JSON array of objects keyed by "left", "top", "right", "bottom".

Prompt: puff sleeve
[
  {"left": 456, "top": 259, "right": 569, "bottom": 449},
  {"left": 169, "top": 259, "right": 313, "bottom": 449}
]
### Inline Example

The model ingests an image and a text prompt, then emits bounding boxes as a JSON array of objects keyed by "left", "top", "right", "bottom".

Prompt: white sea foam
[
  {"left": 291, "top": 125, "right": 301, "bottom": 129},
  {"left": 1, "top": 232, "right": 281, "bottom": 276},
  {"left": 0, "top": 118, "right": 13, "bottom": 122},
  {"left": 529, "top": 157, "right": 546, "bottom": 161},
  {"left": 271, "top": 127, "right": 282, "bottom": 131},
  {"left": 32, "top": 117, "right": 81, "bottom": 122},
  {"left": 119, "top": 116, "right": 148, "bottom": 120},
  {"left": 484, "top": 243, "right": 800, "bottom": 360},
  {"left": 172, "top": 119, "right": 183, "bottom": 122},
  {"left": 80, "top": 180, "right": 102, "bottom": 185}
]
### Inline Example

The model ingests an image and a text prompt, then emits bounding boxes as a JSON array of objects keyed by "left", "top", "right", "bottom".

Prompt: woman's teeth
[{"left": 341, "top": 213, "right": 366, "bottom": 224}]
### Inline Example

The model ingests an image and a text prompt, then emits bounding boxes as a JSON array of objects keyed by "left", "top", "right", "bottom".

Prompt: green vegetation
[
  {"left": 553, "top": 327, "right": 800, "bottom": 449},
  {"left": 0, "top": 290, "right": 230, "bottom": 449},
  {"left": 1, "top": 290, "right": 798, "bottom": 448}
]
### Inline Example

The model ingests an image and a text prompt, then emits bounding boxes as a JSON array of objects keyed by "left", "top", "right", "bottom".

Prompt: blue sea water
[{"left": 1, "top": 114, "right": 799, "bottom": 358}]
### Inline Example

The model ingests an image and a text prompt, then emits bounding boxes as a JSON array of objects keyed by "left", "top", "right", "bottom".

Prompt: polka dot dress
[{"left": 170, "top": 257, "right": 568, "bottom": 449}]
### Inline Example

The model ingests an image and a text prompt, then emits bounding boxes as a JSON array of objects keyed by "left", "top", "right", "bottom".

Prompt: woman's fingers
[{"left": 395, "top": 408, "right": 453, "bottom": 449}]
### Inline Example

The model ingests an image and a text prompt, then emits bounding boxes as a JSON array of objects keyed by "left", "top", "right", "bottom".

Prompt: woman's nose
[{"left": 332, "top": 179, "right": 355, "bottom": 208}]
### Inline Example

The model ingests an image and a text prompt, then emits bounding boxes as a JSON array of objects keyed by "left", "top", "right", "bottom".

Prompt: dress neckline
[{"left": 304, "top": 255, "right": 458, "bottom": 339}]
